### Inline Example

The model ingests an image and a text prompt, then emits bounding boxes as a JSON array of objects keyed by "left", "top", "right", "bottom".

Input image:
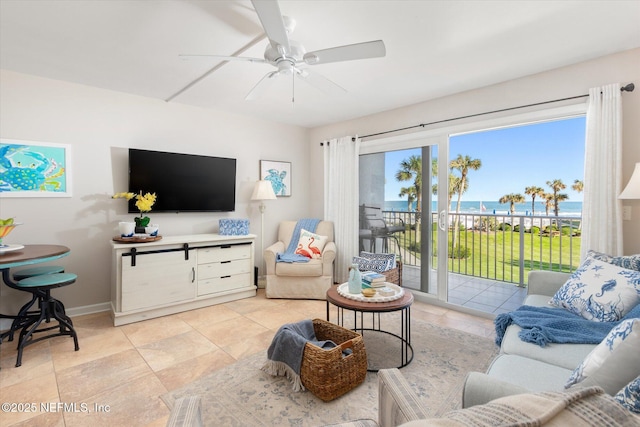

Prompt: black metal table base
[{"left": 327, "top": 304, "right": 413, "bottom": 372}]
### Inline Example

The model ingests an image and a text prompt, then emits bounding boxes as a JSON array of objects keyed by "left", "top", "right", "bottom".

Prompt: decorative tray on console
[
  {"left": 337, "top": 282, "right": 404, "bottom": 303},
  {"left": 113, "top": 235, "right": 162, "bottom": 243}
]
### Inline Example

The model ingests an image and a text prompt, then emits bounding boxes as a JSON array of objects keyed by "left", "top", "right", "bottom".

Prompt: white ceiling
[{"left": 1, "top": 0, "right": 639, "bottom": 128}]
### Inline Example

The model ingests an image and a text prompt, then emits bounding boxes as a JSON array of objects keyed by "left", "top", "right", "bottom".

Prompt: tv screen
[{"left": 128, "top": 148, "right": 236, "bottom": 213}]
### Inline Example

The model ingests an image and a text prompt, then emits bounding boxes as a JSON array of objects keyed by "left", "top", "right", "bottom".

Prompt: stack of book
[{"left": 361, "top": 271, "right": 386, "bottom": 288}]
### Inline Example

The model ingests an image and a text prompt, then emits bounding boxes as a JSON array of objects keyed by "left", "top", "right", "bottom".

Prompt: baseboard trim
[
  {"left": 0, "top": 302, "right": 111, "bottom": 333},
  {"left": 65, "top": 302, "right": 112, "bottom": 318}
]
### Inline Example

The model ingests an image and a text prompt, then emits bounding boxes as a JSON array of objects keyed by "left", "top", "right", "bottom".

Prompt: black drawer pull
[
  {"left": 221, "top": 275, "right": 231, "bottom": 279},
  {"left": 221, "top": 260, "right": 231, "bottom": 264}
]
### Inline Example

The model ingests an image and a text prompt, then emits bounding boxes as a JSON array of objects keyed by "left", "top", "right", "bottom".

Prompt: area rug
[{"left": 162, "top": 317, "right": 498, "bottom": 426}]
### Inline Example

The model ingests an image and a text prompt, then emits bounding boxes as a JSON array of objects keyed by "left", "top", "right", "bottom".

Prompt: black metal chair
[
  {"left": 359, "top": 204, "right": 405, "bottom": 256},
  {"left": 3, "top": 271, "right": 79, "bottom": 367},
  {"left": 6, "top": 265, "right": 66, "bottom": 339}
]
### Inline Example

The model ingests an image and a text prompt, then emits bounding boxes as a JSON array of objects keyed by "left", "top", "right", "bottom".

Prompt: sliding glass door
[
  {"left": 359, "top": 136, "right": 448, "bottom": 300},
  {"left": 357, "top": 105, "right": 587, "bottom": 314}
]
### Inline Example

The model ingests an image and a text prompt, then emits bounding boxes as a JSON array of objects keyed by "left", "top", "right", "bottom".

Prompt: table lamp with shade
[
  {"left": 252, "top": 180, "right": 277, "bottom": 284},
  {"left": 620, "top": 162, "right": 640, "bottom": 223},
  {"left": 619, "top": 162, "right": 640, "bottom": 200}
]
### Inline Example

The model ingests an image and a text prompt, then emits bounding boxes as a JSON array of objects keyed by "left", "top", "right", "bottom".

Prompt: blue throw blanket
[
  {"left": 495, "top": 303, "right": 640, "bottom": 347},
  {"left": 261, "top": 320, "right": 336, "bottom": 391},
  {"left": 276, "top": 218, "right": 321, "bottom": 263}
]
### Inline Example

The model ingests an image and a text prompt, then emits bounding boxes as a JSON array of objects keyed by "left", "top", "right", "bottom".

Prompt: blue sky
[{"left": 385, "top": 116, "right": 586, "bottom": 202}]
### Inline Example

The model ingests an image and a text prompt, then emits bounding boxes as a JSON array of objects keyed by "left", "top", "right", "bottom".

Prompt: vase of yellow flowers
[{"left": 113, "top": 191, "right": 157, "bottom": 233}]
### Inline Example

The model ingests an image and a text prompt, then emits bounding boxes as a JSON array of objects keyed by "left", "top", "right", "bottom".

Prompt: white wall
[
  {"left": 0, "top": 70, "right": 310, "bottom": 314},
  {"left": 2, "top": 48, "right": 639, "bottom": 316},
  {"left": 309, "top": 48, "right": 640, "bottom": 255}
]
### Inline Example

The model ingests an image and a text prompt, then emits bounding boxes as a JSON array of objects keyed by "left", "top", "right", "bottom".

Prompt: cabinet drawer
[
  {"left": 198, "top": 259, "right": 251, "bottom": 280},
  {"left": 198, "top": 245, "right": 250, "bottom": 264},
  {"left": 198, "top": 273, "right": 251, "bottom": 296}
]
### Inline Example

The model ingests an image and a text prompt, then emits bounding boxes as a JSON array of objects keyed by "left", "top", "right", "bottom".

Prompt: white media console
[{"left": 110, "top": 233, "right": 256, "bottom": 326}]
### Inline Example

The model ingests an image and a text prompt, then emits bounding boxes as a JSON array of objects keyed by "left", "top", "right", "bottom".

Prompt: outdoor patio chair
[{"left": 359, "top": 204, "right": 405, "bottom": 256}]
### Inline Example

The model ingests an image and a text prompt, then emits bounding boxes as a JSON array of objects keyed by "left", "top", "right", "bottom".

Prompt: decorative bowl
[{"left": 361, "top": 288, "right": 377, "bottom": 298}]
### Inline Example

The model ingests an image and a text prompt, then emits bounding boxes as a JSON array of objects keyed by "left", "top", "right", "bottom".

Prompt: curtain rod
[{"left": 320, "top": 82, "right": 634, "bottom": 145}]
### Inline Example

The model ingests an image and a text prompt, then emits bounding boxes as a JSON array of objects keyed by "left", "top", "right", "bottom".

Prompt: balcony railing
[{"left": 381, "top": 210, "right": 582, "bottom": 286}]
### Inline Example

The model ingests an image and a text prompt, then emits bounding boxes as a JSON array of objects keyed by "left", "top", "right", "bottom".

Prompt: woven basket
[
  {"left": 382, "top": 260, "right": 402, "bottom": 286},
  {"left": 300, "top": 319, "right": 367, "bottom": 402}
]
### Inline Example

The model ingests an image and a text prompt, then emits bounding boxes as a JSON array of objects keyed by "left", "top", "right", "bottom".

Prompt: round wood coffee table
[{"left": 326, "top": 284, "right": 413, "bottom": 371}]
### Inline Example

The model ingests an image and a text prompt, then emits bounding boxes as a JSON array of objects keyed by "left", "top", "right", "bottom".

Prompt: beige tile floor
[{"left": 0, "top": 289, "right": 496, "bottom": 427}]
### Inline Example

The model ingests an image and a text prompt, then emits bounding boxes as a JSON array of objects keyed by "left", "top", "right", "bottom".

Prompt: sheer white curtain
[
  {"left": 323, "top": 136, "right": 360, "bottom": 283},
  {"left": 581, "top": 83, "right": 623, "bottom": 258}
]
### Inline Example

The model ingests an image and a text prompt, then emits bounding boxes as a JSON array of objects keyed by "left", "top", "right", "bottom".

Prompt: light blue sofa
[{"left": 462, "top": 270, "right": 606, "bottom": 407}]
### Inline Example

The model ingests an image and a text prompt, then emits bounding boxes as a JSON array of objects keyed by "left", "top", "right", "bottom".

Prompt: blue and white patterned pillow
[
  {"left": 587, "top": 250, "right": 640, "bottom": 272},
  {"left": 615, "top": 375, "right": 640, "bottom": 414},
  {"left": 565, "top": 319, "right": 640, "bottom": 395},
  {"left": 549, "top": 258, "right": 640, "bottom": 322},
  {"left": 352, "top": 256, "right": 388, "bottom": 273},
  {"left": 360, "top": 252, "right": 396, "bottom": 271}
]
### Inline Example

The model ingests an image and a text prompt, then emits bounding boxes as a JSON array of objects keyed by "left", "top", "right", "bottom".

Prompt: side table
[{"left": 326, "top": 284, "right": 413, "bottom": 371}]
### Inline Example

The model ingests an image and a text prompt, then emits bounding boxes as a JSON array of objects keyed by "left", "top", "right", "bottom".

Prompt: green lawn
[{"left": 396, "top": 225, "right": 581, "bottom": 286}]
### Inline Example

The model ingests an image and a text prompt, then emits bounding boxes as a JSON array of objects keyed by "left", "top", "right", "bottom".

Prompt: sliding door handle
[{"left": 438, "top": 210, "right": 447, "bottom": 231}]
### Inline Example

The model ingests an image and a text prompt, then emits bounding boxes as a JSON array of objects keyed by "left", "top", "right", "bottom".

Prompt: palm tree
[
  {"left": 525, "top": 186, "right": 545, "bottom": 216},
  {"left": 395, "top": 155, "right": 422, "bottom": 213},
  {"left": 572, "top": 179, "right": 584, "bottom": 230},
  {"left": 449, "top": 154, "right": 481, "bottom": 250},
  {"left": 431, "top": 171, "right": 461, "bottom": 211},
  {"left": 546, "top": 179, "right": 568, "bottom": 217},
  {"left": 543, "top": 193, "right": 554, "bottom": 216},
  {"left": 499, "top": 193, "right": 525, "bottom": 215},
  {"left": 398, "top": 187, "right": 416, "bottom": 211},
  {"left": 396, "top": 155, "right": 423, "bottom": 243},
  {"left": 572, "top": 179, "right": 584, "bottom": 194},
  {"left": 449, "top": 174, "right": 467, "bottom": 211},
  {"left": 430, "top": 158, "right": 438, "bottom": 198},
  {"left": 449, "top": 154, "right": 482, "bottom": 215}
]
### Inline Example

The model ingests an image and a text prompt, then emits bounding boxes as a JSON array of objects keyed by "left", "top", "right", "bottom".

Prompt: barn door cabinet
[{"left": 111, "top": 234, "right": 256, "bottom": 326}]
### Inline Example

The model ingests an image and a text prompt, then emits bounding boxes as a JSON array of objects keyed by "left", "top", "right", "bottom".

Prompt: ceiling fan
[{"left": 179, "top": 0, "right": 386, "bottom": 102}]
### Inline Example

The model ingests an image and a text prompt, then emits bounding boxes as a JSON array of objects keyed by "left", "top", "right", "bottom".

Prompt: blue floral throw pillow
[
  {"left": 549, "top": 258, "right": 640, "bottom": 322},
  {"left": 565, "top": 319, "right": 640, "bottom": 395},
  {"left": 615, "top": 376, "right": 640, "bottom": 414},
  {"left": 587, "top": 250, "right": 640, "bottom": 272}
]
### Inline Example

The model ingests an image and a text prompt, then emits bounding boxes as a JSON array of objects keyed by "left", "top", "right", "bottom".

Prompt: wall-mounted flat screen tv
[{"left": 128, "top": 148, "right": 236, "bottom": 213}]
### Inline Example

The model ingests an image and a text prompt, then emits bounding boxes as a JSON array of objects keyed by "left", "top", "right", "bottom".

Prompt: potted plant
[{"left": 113, "top": 191, "right": 157, "bottom": 233}]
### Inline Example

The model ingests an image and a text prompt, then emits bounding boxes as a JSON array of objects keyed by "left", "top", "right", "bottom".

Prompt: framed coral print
[
  {"left": 0, "top": 139, "right": 72, "bottom": 197},
  {"left": 260, "top": 160, "right": 291, "bottom": 197}
]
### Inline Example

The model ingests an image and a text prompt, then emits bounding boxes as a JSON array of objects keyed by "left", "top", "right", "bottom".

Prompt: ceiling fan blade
[
  {"left": 179, "top": 55, "right": 264, "bottom": 63},
  {"left": 303, "top": 40, "right": 386, "bottom": 65},
  {"left": 295, "top": 68, "right": 346, "bottom": 95},
  {"left": 179, "top": 54, "right": 266, "bottom": 64},
  {"left": 251, "top": 0, "right": 290, "bottom": 52},
  {"left": 245, "top": 71, "right": 280, "bottom": 101}
]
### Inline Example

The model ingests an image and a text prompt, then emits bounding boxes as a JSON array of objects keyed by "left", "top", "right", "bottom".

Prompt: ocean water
[{"left": 384, "top": 200, "right": 583, "bottom": 216}]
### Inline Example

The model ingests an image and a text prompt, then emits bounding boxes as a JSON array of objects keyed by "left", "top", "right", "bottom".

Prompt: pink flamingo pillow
[{"left": 295, "top": 229, "right": 328, "bottom": 259}]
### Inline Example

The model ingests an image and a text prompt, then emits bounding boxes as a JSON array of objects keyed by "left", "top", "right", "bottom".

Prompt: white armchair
[{"left": 264, "top": 220, "right": 336, "bottom": 299}]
